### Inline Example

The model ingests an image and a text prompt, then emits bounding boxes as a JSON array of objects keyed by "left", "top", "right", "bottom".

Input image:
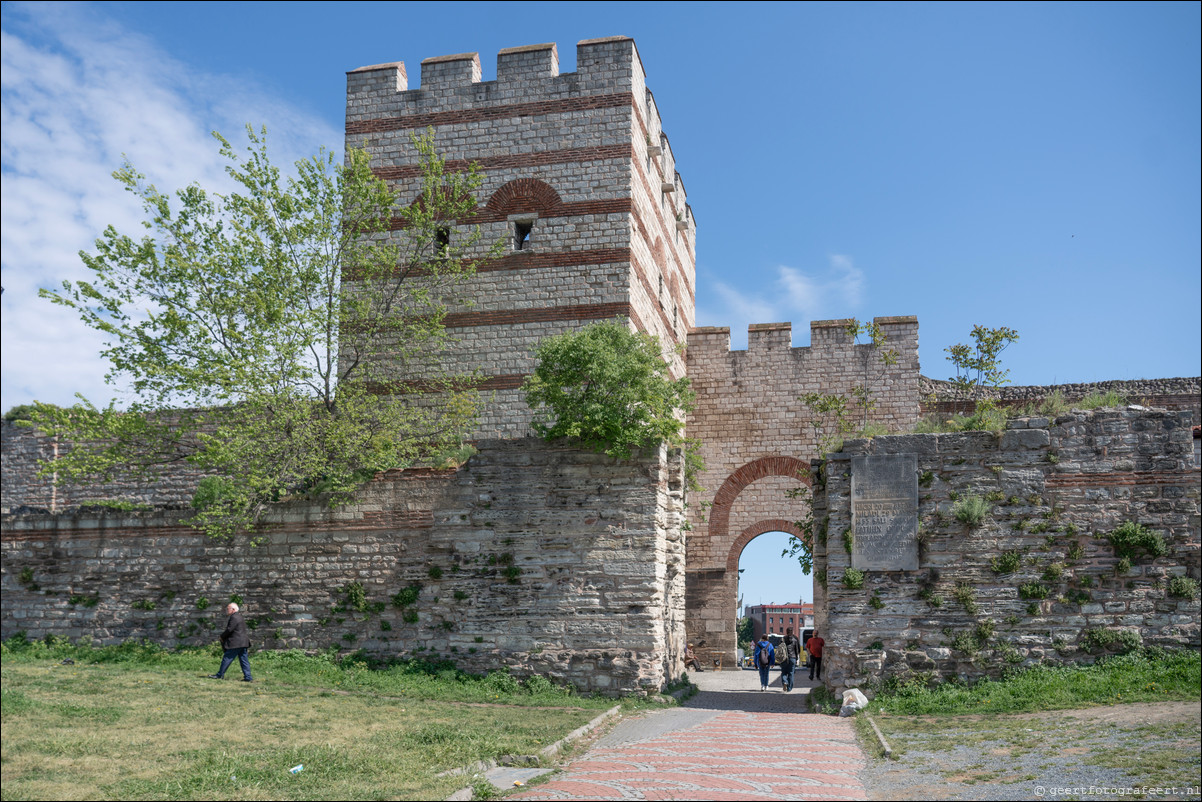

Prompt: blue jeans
[
  {"left": 217, "top": 647, "right": 252, "bottom": 680},
  {"left": 781, "top": 660, "right": 795, "bottom": 691},
  {"left": 757, "top": 663, "right": 771, "bottom": 687}
]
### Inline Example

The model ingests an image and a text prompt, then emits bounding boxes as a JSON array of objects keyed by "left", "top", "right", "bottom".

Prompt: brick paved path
[{"left": 512, "top": 668, "right": 868, "bottom": 800}]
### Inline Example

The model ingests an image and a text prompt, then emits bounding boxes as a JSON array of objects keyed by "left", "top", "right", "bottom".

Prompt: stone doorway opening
[{"left": 736, "top": 530, "right": 813, "bottom": 668}]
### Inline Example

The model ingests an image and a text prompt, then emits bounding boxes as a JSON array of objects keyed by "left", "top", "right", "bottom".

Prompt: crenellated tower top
[{"left": 344, "top": 38, "right": 696, "bottom": 439}]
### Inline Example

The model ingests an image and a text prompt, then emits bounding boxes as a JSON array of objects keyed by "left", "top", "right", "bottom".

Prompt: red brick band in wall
[
  {"left": 1044, "top": 470, "right": 1199, "bottom": 489},
  {"left": 343, "top": 247, "right": 633, "bottom": 280},
  {"left": 347, "top": 92, "right": 634, "bottom": 135},
  {"left": 443, "top": 302, "right": 631, "bottom": 329},
  {"left": 393, "top": 199, "right": 633, "bottom": 229},
  {"left": 374, "top": 146, "right": 634, "bottom": 184},
  {"left": 364, "top": 374, "right": 528, "bottom": 395},
  {"left": 726, "top": 519, "right": 806, "bottom": 572},
  {"left": 0, "top": 506, "right": 439, "bottom": 542},
  {"left": 707, "top": 456, "right": 812, "bottom": 551}
]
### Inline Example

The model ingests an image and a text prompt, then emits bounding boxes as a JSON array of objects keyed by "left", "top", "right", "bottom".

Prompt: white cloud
[
  {"left": 0, "top": 3, "right": 340, "bottom": 411},
  {"left": 696, "top": 254, "right": 866, "bottom": 348}
]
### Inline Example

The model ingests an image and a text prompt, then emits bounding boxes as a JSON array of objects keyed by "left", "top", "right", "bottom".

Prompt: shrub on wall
[
  {"left": 523, "top": 320, "right": 699, "bottom": 480},
  {"left": 953, "top": 495, "right": 990, "bottom": 527},
  {"left": 1167, "top": 576, "right": 1200, "bottom": 600},
  {"left": 1103, "top": 521, "right": 1169, "bottom": 561}
]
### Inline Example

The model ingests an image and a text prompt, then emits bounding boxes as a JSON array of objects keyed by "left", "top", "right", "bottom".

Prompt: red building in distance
[{"left": 745, "top": 602, "right": 813, "bottom": 641}]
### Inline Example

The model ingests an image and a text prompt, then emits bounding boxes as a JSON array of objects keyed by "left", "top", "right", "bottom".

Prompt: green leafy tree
[
  {"left": 522, "top": 319, "right": 698, "bottom": 467},
  {"left": 30, "top": 126, "right": 502, "bottom": 538},
  {"left": 945, "top": 325, "right": 1020, "bottom": 400},
  {"left": 736, "top": 615, "right": 755, "bottom": 653}
]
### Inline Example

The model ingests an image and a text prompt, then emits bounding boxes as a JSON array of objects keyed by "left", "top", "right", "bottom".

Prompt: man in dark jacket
[
  {"left": 208, "top": 602, "right": 253, "bottom": 682},
  {"left": 781, "top": 628, "right": 801, "bottom": 691}
]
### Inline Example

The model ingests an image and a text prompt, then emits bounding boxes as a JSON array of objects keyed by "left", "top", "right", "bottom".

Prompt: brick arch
[
  {"left": 708, "top": 456, "right": 810, "bottom": 547},
  {"left": 485, "top": 177, "right": 563, "bottom": 217},
  {"left": 726, "top": 519, "right": 805, "bottom": 572}
]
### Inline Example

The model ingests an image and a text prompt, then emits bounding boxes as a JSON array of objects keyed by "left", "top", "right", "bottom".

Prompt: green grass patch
[
  {"left": 0, "top": 634, "right": 638, "bottom": 800},
  {"left": 867, "top": 648, "right": 1199, "bottom": 717}
]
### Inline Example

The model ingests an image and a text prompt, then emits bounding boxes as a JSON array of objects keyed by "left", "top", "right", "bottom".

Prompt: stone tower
[{"left": 345, "top": 37, "right": 697, "bottom": 438}]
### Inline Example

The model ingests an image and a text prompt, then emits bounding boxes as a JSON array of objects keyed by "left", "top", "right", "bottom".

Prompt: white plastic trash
[
  {"left": 290, "top": 764, "right": 304, "bottom": 774},
  {"left": 839, "top": 688, "right": 869, "bottom": 717},
  {"left": 842, "top": 688, "right": 868, "bottom": 708}
]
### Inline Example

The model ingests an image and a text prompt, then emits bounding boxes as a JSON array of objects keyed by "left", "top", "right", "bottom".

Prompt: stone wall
[
  {"left": 921, "top": 376, "right": 1201, "bottom": 424},
  {"left": 683, "top": 317, "right": 922, "bottom": 660},
  {"left": 346, "top": 37, "right": 696, "bottom": 440},
  {"left": 1, "top": 421, "right": 209, "bottom": 512},
  {"left": 1, "top": 438, "right": 687, "bottom": 696},
  {"left": 813, "top": 407, "right": 1201, "bottom": 696}
]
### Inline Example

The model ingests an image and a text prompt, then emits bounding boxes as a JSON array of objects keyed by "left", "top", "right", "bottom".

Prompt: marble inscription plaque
[{"left": 851, "top": 454, "right": 919, "bottom": 571}]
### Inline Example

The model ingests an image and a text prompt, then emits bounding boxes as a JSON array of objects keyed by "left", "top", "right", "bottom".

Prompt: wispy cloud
[
  {"left": 0, "top": 3, "right": 340, "bottom": 411},
  {"left": 696, "top": 254, "right": 866, "bottom": 347}
]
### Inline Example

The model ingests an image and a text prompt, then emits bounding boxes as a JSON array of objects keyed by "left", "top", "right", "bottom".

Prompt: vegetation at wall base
[{"left": 864, "top": 647, "right": 1199, "bottom": 717}]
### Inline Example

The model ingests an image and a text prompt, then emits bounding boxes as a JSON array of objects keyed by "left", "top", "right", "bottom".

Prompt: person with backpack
[
  {"left": 780, "top": 627, "right": 801, "bottom": 691},
  {"left": 753, "top": 635, "right": 775, "bottom": 691}
]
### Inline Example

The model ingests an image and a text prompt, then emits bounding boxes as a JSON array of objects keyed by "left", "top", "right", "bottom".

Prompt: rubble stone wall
[
  {"left": 814, "top": 407, "right": 1200, "bottom": 696},
  {"left": 1, "top": 438, "right": 687, "bottom": 696}
]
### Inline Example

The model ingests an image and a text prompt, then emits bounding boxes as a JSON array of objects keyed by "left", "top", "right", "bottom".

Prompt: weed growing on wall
[
  {"left": 990, "top": 551, "right": 1021, "bottom": 575},
  {"left": 1103, "top": 521, "right": 1169, "bottom": 561},
  {"left": 1167, "top": 576, "right": 1199, "bottom": 599},
  {"left": 953, "top": 495, "right": 990, "bottom": 527},
  {"left": 842, "top": 569, "right": 865, "bottom": 590}
]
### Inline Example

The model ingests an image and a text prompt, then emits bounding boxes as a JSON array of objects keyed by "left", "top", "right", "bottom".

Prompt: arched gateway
[
  {"left": 684, "top": 456, "right": 810, "bottom": 662},
  {"left": 684, "top": 319, "right": 922, "bottom": 666}
]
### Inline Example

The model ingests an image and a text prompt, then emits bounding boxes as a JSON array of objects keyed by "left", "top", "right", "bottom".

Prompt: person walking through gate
[
  {"left": 807, "top": 630, "right": 825, "bottom": 682},
  {"left": 780, "top": 627, "right": 801, "bottom": 691},
  {"left": 753, "top": 634, "right": 775, "bottom": 691}
]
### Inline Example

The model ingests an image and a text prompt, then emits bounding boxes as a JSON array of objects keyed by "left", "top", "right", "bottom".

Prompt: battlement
[
  {"left": 347, "top": 37, "right": 646, "bottom": 121},
  {"left": 345, "top": 37, "right": 694, "bottom": 239},
  {"left": 688, "top": 316, "right": 919, "bottom": 359}
]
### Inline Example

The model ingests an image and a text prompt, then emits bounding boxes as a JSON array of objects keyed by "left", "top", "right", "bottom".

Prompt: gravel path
[{"left": 860, "top": 702, "right": 1201, "bottom": 801}]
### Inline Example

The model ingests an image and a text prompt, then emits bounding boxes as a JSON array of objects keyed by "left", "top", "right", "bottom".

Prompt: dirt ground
[{"left": 862, "top": 701, "right": 1202, "bottom": 801}]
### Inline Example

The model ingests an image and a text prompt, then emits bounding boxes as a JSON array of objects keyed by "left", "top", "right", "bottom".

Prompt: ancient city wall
[
  {"left": 346, "top": 38, "right": 696, "bottom": 439},
  {"left": 921, "top": 375, "right": 1201, "bottom": 424},
  {"left": 1, "top": 421, "right": 209, "bottom": 512},
  {"left": 1, "top": 438, "right": 687, "bottom": 696},
  {"left": 683, "top": 316, "right": 922, "bottom": 659},
  {"left": 813, "top": 406, "right": 1201, "bottom": 696}
]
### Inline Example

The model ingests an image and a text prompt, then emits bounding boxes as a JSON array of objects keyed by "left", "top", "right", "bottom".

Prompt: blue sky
[{"left": 2, "top": 2, "right": 1199, "bottom": 605}]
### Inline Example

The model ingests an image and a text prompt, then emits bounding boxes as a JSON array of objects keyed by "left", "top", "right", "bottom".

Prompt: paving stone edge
[{"left": 444, "top": 704, "right": 622, "bottom": 800}]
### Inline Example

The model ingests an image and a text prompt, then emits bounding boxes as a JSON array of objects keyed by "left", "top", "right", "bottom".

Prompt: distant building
[{"left": 745, "top": 603, "right": 813, "bottom": 641}]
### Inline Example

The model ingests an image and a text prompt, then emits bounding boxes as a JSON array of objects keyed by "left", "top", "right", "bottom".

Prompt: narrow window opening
[
  {"left": 673, "top": 304, "right": 678, "bottom": 330},
  {"left": 435, "top": 226, "right": 450, "bottom": 257},
  {"left": 514, "top": 221, "right": 533, "bottom": 251}
]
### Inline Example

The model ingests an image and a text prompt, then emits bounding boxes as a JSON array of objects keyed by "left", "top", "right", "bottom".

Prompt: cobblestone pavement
[{"left": 511, "top": 668, "right": 868, "bottom": 800}]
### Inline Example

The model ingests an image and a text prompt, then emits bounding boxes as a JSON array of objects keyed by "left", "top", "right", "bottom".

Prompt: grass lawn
[{"left": 1, "top": 638, "right": 626, "bottom": 801}]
